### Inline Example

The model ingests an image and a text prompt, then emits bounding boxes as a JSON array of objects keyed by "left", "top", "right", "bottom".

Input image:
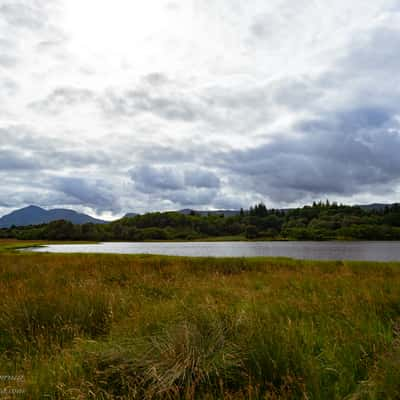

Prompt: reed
[{"left": 0, "top": 241, "right": 399, "bottom": 399}]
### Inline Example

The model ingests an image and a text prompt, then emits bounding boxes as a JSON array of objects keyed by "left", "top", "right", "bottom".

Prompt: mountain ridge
[
  {"left": 1, "top": 203, "right": 397, "bottom": 229},
  {"left": 0, "top": 205, "right": 106, "bottom": 228}
]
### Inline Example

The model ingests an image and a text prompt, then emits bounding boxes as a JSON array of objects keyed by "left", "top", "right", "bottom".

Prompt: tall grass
[{"left": 0, "top": 243, "right": 400, "bottom": 398}]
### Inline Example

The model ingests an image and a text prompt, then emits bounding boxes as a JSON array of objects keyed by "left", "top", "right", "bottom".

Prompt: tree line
[{"left": 2, "top": 202, "right": 400, "bottom": 241}]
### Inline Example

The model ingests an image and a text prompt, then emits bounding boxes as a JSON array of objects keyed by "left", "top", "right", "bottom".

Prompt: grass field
[{"left": 1, "top": 240, "right": 400, "bottom": 399}]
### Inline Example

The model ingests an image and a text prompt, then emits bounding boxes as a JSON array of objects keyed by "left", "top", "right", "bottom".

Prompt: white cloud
[{"left": 1, "top": 0, "right": 400, "bottom": 216}]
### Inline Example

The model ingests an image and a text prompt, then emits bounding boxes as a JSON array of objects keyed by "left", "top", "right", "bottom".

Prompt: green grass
[{"left": 1, "top": 240, "right": 400, "bottom": 398}]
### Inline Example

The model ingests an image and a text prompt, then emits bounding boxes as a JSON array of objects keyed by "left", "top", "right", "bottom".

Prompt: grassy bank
[
  {"left": 0, "top": 239, "right": 97, "bottom": 253},
  {"left": 1, "top": 241, "right": 400, "bottom": 399}
]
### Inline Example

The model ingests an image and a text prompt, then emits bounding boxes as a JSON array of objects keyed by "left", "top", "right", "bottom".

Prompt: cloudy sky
[{"left": 1, "top": 0, "right": 400, "bottom": 218}]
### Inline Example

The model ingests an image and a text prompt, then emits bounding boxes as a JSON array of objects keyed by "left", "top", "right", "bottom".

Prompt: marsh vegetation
[{"left": 1, "top": 241, "right": 400, "bottom": 398}]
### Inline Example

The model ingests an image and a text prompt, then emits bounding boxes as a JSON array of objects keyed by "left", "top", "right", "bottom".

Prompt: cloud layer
[{"left": 1, "top": 0, "right": 400, "bottom": 217}]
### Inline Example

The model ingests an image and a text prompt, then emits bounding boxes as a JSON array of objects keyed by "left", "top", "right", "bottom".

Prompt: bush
[{"left": 245, "top": 225, "right": 259, "bottom": 239}]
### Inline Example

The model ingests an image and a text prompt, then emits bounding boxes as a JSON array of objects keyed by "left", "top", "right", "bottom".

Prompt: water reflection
[{"left": 27, "top": 241, "right": 400, "bottom": 261}]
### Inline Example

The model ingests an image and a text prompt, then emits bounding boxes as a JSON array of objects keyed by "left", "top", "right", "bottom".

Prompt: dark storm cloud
[
  {"left": 167, "top": 188, "right": 219, "bottom": 206},
  {"left": 131, "top": 165, "right": 183, "bottom": 192},
  {"left": 52, "top": 177, "right": 117, "bottom": 211},
  {"left": 0, "top": 148, "right": 41, "bottom": 170},
  {"left": 0, "top": 171, "right": 119, "bottom": 214},
  {"left": 0, "top": 171, "right": 73, "bottom": 212},
  {"left": 0, "top": 176, "right": 108, "bottom": 213},
  {"left": 130, "top": 165, "right": 220, "bottom": 193},
  {"left": 0, "top": 126, "right": 112, "bottom": 171},
  {"left": 0, "top": 188, "right": 58, "bottom": 210},
  {"left": 0, "top": 123, "right": 120, "bottom": 213},
  {"left": 184, "top": 169, "right": 220, "bottom": 189},
  {"left": 129, "top": 165, "right": 221, "bottom": 207},
  {"left": 219, "top": 106, "right": 400, "bottom": 203},
  {"left": 212, "top": 194, "right": 247, "bottom": 210}
]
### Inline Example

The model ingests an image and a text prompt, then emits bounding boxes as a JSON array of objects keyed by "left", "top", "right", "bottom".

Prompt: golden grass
[{"left": 0, "top": 241, "right": 400, "bottom": 398}]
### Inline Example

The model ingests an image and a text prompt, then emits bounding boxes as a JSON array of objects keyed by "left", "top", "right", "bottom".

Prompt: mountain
[{"left": 0, "top": 205, "right": 106, "bottom": 228}]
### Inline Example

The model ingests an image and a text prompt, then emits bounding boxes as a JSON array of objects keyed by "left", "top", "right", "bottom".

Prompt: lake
[{"left": 27, "top": 241, "right": 400, "bottom": 261}]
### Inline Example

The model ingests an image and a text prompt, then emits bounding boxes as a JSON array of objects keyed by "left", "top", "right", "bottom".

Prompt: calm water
[{"left": 27, "top": 241, "right": 400, "bottom": 261}]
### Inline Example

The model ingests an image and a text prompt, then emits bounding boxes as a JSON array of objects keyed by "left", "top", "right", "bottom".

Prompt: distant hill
[
  {"left": 0, "top": 205, "right": 106, "bottom": 228},
  {"left": 123, "top": 212, "right": 139, "bottom": 218},
  {"left": 357, "top": 203, "right": 392, "bottom": 211},
  {"left": 178, "top": 209, "right": 240, "bottom": 217},
  {"left": 120, "top": 209, "right": 240, "bottom": 219}
]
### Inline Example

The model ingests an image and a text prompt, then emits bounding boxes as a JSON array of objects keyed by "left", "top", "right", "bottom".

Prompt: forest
[{"left": 2, "top": 202, "right": 400, "bottom": 241}]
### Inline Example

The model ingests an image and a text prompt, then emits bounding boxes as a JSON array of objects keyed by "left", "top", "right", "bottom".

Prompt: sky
[{"left": 1, "top": 0, "right": 400, "bottom": 219}]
